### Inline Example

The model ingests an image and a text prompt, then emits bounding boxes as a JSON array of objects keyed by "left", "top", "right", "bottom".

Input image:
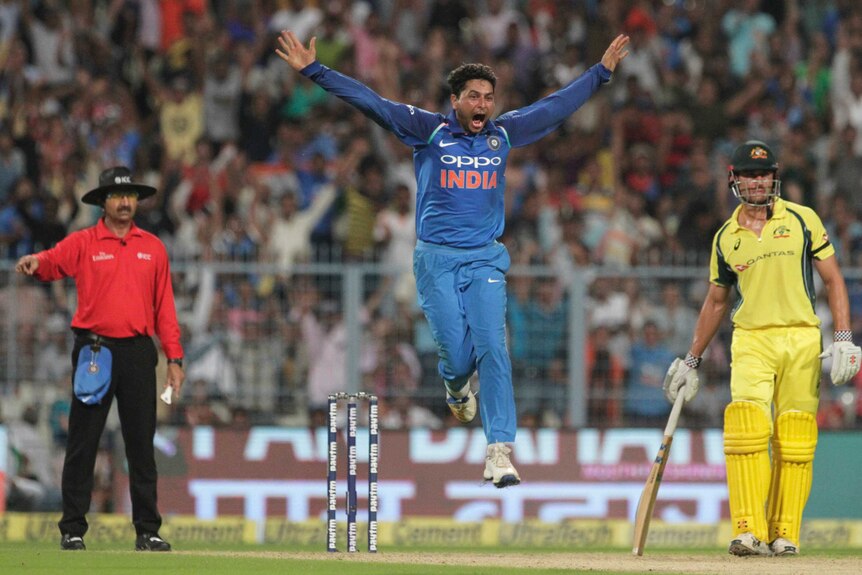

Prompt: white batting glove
[
  {"left": 819, "top": 335, "right": 862, "bottom": 386},
  {"left": 662, "top": 354, "right": 701, "bottom": 404}
]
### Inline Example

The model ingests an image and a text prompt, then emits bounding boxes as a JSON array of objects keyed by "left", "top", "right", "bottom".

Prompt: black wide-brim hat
[{"left": 82, "top": 166, "right": 157, "bottom": 206}]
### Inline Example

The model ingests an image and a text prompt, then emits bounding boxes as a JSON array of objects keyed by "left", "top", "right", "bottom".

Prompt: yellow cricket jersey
[
  {"left": 709, "top": 198, "right": 834, "bottom": 330},
  {"left": 160, "top": 94, "right": 203, "bottom": 164}
]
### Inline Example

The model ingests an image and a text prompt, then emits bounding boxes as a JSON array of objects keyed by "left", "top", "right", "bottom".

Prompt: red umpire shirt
[{"left": 33, "top": 218, "right": 183, "bottom": 359}]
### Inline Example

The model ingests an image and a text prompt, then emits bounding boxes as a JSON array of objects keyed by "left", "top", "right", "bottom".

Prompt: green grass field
[{"left": 3, "top": 541, "right": 862, "bottom": 575}]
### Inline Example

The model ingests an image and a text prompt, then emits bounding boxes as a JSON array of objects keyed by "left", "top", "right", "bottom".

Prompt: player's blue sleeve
[
  {"left": 495, "top": 63, "right": 612, "bottom": 147},
  {"left": 300, "top": 61, "right": 442, "bottom": 146}
]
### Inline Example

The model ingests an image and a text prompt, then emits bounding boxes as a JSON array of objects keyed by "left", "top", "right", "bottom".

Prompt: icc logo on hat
[{"left": 82, "top": 166, "right": 157, "bottom": 206}]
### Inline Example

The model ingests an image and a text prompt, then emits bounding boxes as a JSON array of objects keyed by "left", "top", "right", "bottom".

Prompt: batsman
[{"left": 662, "top": 140, "right": 861, "bottom": 557}]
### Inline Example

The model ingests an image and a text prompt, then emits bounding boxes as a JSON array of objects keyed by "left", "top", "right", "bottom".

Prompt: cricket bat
[{"left": 632, "top": 390, "right": 686, "bottom": 556}]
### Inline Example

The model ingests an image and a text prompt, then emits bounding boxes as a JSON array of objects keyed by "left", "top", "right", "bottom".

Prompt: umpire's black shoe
[
  {"left": 60, "top": 534, "right": 86, "bottom": 550},
  {"left": 135, "top": 533, "right": 172, "bottom": 552}
]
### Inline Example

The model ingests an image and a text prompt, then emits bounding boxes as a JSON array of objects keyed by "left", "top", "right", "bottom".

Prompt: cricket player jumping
[
  {"left": 663, "top": 140, "right": 862, "bottom": 555},
  {"left": 276, "top": 30, "right": 629, "bottom": 486}
]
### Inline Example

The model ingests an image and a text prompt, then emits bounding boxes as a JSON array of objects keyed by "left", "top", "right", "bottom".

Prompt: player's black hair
[{"left": 447, "top": 63, "right": 497, "bottom": 97}]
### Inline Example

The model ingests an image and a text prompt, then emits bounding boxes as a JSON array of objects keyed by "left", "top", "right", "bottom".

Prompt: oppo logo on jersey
[
  {"left": 439, "top": 155, "right": 501, "bottom": 190},
  {"left": 440, "top": 155, "right": 502, "bottom": 168}
]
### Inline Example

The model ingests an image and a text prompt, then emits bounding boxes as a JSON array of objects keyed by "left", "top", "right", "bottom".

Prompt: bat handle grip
[{"left": 663, "top": 390, "right": 686, "bottom": 437}]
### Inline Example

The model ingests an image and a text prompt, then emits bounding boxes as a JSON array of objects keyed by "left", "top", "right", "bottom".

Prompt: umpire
[{"left": 15, "top": 166, "right": 185, "bottom": 551}]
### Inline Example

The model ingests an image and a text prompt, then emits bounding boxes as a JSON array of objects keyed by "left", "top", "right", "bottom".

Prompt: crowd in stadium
[{"left": 3, "top": 1, "right": 862, "bottom": 507}]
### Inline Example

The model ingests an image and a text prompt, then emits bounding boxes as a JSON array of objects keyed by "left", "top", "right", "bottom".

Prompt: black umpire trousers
[{"left": 59, "top": 332, "right": 161, "bottom": 537}]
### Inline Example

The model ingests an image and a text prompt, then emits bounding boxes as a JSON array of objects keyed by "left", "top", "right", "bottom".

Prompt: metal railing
[{"left": 1, "top": 261, "right": 858, "bottom": 429}]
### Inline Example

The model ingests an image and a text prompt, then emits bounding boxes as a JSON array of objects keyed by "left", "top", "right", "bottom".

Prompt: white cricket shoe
[
  {"left": 483, "top": 442, "right": 521, "bottom": 488},
  {"left": 770, "top": 537, "right": 799, "bottom": 556},
  {"left": 728, "top": 532, "right": 770, "bottom": 556},
  {"left": 446, "top": 388, "right": 477, "bottom": 423}
]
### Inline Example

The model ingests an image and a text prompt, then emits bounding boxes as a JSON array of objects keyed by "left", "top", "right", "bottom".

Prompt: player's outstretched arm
[
  {"left": 275, "top": 30, "right": 316, "bottom": 71},
  {"left": 815, "top": 255, "right": 861, "bottom": 385},
  {"left": 15, "top": 254, "right": 40, "bottom": 275},
  {"left": 600, "top": 34, "right": 630, "bottom": 72}
]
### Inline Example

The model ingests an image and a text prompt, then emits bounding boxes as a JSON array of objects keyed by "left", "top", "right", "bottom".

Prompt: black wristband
[
  {"left": 684, "top": 352, "right": 702, "bottom": 369},
  {"left": 167, "top": 358, "right": 183, "bottom": 367}
]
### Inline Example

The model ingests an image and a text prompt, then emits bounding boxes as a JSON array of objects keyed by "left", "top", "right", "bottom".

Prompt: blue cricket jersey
[{"left": 300, "top": 61, "right": 612, "bottom": 248}]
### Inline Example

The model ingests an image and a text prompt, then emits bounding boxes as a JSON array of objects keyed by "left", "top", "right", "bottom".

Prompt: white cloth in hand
[
  {"left": 819, "top": 341, "right": 862, "bottom": 386},
  {"left": 662, "top": 357, "right": 700, "bottom": 404}
]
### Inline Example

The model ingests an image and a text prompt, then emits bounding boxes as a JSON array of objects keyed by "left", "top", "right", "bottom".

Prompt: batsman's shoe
[
  {"left": 728, "top": 532, "right": 770, "bottom": 557},
  {"left": 483, "top": 442, "right": 521, "bottom": 488},
  {"left": 135, "top": 533, "right": 172, "bottom": 552},
  {"left": 446, "top": 389, "right": 477, "bottom": 423},
  {"left": 770, "top": 537, "right": 799, "bottom": 556},
  {"left": 60, "top": 534, "right": 86, "bottom": 551}
]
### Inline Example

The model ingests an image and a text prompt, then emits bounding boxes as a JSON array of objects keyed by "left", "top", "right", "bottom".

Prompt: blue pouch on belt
[{"left": 74, "top": 343, "right": 112, "bottom": 404}]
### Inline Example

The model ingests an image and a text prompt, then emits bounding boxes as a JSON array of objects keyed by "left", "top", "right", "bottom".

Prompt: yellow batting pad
[
  {"left": 767, "top": 410, "right": 817, "bottom": 545},
  {"left": 723, "top": 401, "right": 771, "bottom": 541}
]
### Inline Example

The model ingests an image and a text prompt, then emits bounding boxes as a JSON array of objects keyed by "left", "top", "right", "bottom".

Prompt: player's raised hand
[
  {"left": 601, "top": 34, "right": 630, "bottom": 72},
  {"left": 275, "top": 30, "right": 317, "bottom": 71}
]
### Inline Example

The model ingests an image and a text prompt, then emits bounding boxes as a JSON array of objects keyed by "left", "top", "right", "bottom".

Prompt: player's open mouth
[{"left": 471, "top": 114, "right": 486, "bottom": 130}]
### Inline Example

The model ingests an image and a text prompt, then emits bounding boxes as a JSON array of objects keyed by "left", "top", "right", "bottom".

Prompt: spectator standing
[
  {"left": 19, "top": 3, "right": 76, "bottom": 87},
  {"left": 721, "top": 0, "right": 776, "bottom": 79},
  {"left": 343, "top": 156, "right": 388, "bottom": 261},
  {"left": 6, "top": 404, "right": 61, "bottom": 511},
  {"left": 374, "top": 182, "right": 417, "bottom": 306},
  {"left": 0, "top": 177, "right": 37, "bottom": 259},
  {"left": 624, "top": 320, "right": 676, "bottom": 425},
  {"left": 147, "top": 73, "right": 204, "bottom": 167},
  {"left": 34, "top": 313, "right": 72, "bottom": 383},
  {"left": 586, "top": 325, "right": 625, "bottom": 426},
  {"left": 0, "top": 131, "right": 26, "bottom": 200},
  {"left": 651, "top": 282, "right": 700, "bottom": 357},
  {"left": 203, "top": 52, "right": 243, "bottom": 153}
]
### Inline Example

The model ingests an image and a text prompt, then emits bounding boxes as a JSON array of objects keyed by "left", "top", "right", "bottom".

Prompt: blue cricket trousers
[{"left": 413, "top": 240, "right": 515, "bottom": 443}]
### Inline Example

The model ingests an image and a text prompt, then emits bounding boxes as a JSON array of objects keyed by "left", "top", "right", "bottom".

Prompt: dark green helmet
[
  {"left": 729, "top": 140, "right": 779, "bottom": 173},
  {"left": 728, "top": 140, "right": 781, "bottom": 206}
]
